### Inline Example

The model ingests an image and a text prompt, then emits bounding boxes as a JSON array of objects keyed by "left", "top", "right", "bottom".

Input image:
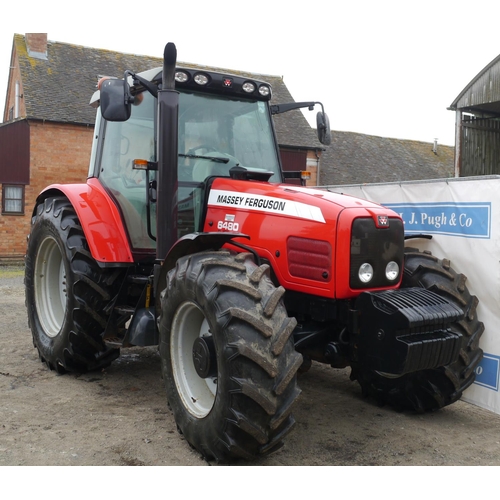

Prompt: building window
[{"left": 2, "top": 185, "right": 25, "bottom": 215}]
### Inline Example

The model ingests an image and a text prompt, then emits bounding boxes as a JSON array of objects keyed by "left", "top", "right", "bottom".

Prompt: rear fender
[{"left": 35, "top": 178, "right": 134, "bottom": 264}]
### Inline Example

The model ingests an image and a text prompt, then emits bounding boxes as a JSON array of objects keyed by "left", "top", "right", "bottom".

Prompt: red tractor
[{"left": 25, "top": 42, "right": 483, "bottom": 461}]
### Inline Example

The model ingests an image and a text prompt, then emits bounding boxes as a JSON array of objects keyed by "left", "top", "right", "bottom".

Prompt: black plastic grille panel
[{"left": 350, "top": 217, "right": 404, "bottom": 289}]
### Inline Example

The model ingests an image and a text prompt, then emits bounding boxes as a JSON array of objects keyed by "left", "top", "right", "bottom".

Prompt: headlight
[
  {"left": 175, "top": 71, "right": 189, "bottom": 83},
  {"left": 194, "top": 73, "right": 209, "bottom": 85},
  {"left": 385, "top": 261, "right": 399, "bottom": 281},
  {"left": 242, "top": 81, "right": 256, "bottom": 93},
  {"left": 358, "top": 263, "right": 373, "bottom": 283},
  {"left": 259, "top": 85, "right": 271, "bottom": 97}
]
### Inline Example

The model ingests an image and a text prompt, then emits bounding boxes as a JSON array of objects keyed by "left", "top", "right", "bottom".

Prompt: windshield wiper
[{"left": 179, "top": 153, "right": 229, "bottom": 163}]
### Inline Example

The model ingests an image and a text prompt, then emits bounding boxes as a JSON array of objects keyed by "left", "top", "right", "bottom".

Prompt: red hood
[
  {"left": 278, "top": 185, "right": 386, "bottom": 210},
  {"left": 209, "top": 178, "right": 394, "bottom": 224}
]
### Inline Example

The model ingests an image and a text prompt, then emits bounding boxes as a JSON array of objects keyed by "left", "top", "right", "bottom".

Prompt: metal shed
[{"left": 449, "top": 54, "right": 500, "bottom": 176}]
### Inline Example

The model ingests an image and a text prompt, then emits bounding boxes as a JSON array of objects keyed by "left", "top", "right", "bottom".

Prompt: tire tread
[{"left": 159, "top": 250, "right": 301, "bottom": 461}]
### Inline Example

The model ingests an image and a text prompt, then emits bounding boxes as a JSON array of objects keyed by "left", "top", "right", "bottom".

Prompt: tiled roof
[
  {"left": 320, "top": 131, "right": 454, "bottom": 185},
  {"left": 15, "top": 34, "right": 165, "bottom": 125},
  {"left": 14, "top": 34, "right": 321, "bottom": 149}
]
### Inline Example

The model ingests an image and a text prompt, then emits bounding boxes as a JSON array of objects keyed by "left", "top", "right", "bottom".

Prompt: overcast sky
[{"left": 2, "top": 1, "right": 500, "bottom": 146}]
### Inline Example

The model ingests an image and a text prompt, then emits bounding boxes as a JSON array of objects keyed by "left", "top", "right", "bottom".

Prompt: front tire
[
  {"left": 159, "top": 250, "right": 302, "bottom": 461},
  {"left": 25, "top": 196, "right": 121, "bottom": 373},
  {"left": 351, "top": 248, "right": 484, "bottom": 412}
]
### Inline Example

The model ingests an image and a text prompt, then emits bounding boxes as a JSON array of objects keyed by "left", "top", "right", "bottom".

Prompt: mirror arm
[
  {"left": 124, "top": 70, "right": 158, "bottom": 99},
  {"left": 271, "top": 101, "right": 323, "bottom": 115}
]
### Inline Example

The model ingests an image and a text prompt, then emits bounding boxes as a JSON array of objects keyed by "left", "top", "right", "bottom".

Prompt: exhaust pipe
[{"left": 156, "top": 42, "right": 179, "bottom": 261}]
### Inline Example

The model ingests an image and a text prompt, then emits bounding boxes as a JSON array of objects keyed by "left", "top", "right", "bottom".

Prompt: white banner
[{"left": 322, "top": 176, "right": 500, "bottom": 414}]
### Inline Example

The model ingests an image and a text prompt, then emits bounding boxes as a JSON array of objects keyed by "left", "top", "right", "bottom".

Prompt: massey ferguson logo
[{"left": 378, "top": 215, "right": 389, "bottom": 226}]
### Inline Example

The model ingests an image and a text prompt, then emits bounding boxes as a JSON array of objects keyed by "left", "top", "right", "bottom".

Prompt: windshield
[
  {"left": 97, "top": 89, "right": 281, "bottom": 250},
  {"left": 178, "top": 91, "right": 281, "bottom": 182}
]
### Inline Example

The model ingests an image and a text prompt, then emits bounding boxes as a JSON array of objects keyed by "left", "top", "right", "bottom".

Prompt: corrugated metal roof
[{"left": 450, "top": 53, "right": 500, "bottom": 114}]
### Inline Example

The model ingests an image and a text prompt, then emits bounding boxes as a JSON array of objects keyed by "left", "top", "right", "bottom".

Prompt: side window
[
  {"left": 2, "top": 185, "right": 24, "bottom": 215},
  {"left": 99, "top": 92, "right": 156, "bottom": 250},
  {"left": 100, "top": 92, "right": 156, "bottom": 185}
]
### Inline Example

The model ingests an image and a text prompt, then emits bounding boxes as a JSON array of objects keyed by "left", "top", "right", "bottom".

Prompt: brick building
[{"left": 0, "top": 33, "right": 323, "bottom": 260}]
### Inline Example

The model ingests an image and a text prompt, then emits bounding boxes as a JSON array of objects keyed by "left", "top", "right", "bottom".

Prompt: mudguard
[
  {"left": 154, "top": 232, "right": 251, "bottom": 317},
  {"left": 35, "top": 178, "right": 134, "bottom": 264}
]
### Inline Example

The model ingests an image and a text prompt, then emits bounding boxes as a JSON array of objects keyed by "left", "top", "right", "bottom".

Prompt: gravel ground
[{"left": 2, "top": 265, "right": 500, "bottom": 468}]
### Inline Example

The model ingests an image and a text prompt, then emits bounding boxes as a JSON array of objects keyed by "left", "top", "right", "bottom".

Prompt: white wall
[{"left": 323, "top": 176, "right": 500, "bottom": 414}]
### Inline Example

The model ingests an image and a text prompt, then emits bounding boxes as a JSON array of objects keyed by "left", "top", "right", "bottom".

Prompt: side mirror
[
  {"left": 99, "top": 79, "right": 131, "bottom": 122},
  {"left": 316, "top": 111, "right": 331, "bottom": 145}
]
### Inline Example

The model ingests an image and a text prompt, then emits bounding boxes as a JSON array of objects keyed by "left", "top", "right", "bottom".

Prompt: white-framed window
[{"left": 2, "top": 185, "right": 25, "bottom": 215}]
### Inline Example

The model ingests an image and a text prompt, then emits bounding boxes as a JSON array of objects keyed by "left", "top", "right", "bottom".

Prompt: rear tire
[
  {"left": 25, "top": 196, "right": 121, "bottom": 373},
  {"left": 351, "top": 248, "right": 484, "bottom": 412},
  {"left": 159, "top": 250, "right": 302, "bottom": 461}
]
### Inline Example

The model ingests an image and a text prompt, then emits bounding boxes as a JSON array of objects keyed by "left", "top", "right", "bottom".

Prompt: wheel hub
[
  {"left": 34, "top": 236, "right": 67, "bottom": 337},
  {"left": 171, "top": 301, "right": 217, "bottom": 418},
  {"left": 192, "top": 335, "right": 217, "bottom": 379}
]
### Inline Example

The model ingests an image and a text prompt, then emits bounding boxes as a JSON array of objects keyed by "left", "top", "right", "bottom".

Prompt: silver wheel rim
[
  {"left": 34, "top": 236, "right": 67, "bottom": 338},
  {"left": 171, "top": 301, "right": 217, "bottom": 418}
]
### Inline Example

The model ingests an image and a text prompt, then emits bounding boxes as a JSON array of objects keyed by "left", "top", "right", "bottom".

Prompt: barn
[{"left": 449, "top": 54, "right": 500, "bottom": 177}]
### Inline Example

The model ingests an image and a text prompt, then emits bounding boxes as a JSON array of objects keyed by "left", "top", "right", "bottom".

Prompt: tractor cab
[{"left": 90, "top": 65, "right": 330, "bottom": 255}]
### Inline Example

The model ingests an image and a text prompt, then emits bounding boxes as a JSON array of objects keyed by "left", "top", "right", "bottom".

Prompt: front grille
[{"left": 350, "top": 217, "right": 404, "bottom": 289}]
